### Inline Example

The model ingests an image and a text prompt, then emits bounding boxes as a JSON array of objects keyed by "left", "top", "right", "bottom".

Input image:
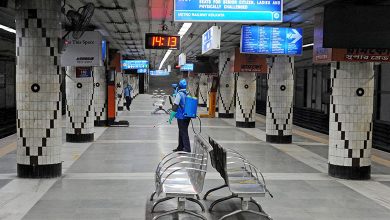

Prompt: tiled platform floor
[{"left": 0, "top": 94, "right": 389, "bottom": 219}]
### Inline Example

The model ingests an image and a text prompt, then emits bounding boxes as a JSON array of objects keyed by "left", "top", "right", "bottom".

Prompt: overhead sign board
[
  {"left": 180, "top": 63, "right": 194, "bottom": 71},
  {"left": 179, "top": 53, "right": 186, "bottom": 66},
  {"left": 174, "top": 0, "right": 283, "bottom": 23},
  {"left": 145, "top": 33, "right": 180, "bottom": 50},
  {"left": 121, "top": 60, "right": 149, "bottom": 70},
  {"left": 202, "top": 26, "right": 221, "bottom": 55},
  {"left": 62, "top": 31, "right": 103, "bottom": 66},
  {"left": 150, "top": 70, "right": 169, "bottom": 76},
  {"left": 241, "top": 26, "right": 303, "bottom": 56},
  {"left": 137, "top": 68, "right": 148, "bottom": 73}
]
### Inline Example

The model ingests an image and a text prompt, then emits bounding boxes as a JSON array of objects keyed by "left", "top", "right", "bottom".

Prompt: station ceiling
[{"left": 1, "top": 0, "right": 390, "bottom": 69}]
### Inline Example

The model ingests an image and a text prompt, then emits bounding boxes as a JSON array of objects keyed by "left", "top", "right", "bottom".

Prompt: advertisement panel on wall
[
  {"left": 241, "top": 25, "right": 303, "bottom": 56},
  {"left": 232, "top": 48, "right": 267, "bottom": 73},
  {"left": 202, "top": 26, "right": 221, "bottom": 55},
  {"left": 174, "top": 0, "right": 283, "bottom": 23},
  {"left": 62, "top": 31, "right": 103, "bottom": 67}
]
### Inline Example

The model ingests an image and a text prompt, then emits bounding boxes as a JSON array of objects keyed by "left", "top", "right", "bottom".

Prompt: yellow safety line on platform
[{"left": 0, "top": 141, "right": 16, "bottom": 158}]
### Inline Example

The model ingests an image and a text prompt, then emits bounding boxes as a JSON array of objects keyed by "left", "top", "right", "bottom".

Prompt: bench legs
[
  {"left": 203, "top": 184, "right": 228, "bottom": 200},
  {"left": 150, "top": 191, "right": 156, "bottom": 201},
  {"left": 152, "top": 198, "right": 207, "bottom": 220},
  {"left": 208, "top": 194, "right": 238, "bottom": 211},
  {"left": 186, "top": 198, "right": 205, "bottom": 212},
  {"left": 151, "top": 197, "right": 174, "bottom": 212},
  {"left": 219, "top": 198, "right": 272, "bottom": 220}
]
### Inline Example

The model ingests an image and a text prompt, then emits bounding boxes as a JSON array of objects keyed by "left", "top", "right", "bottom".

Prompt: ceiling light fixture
[
  {"left": 303, "top": 43, "right": 314, "bottom": 48},
  {"left": 0, "top": 24, "right": 16, "bottom": 33},
  {"left": 159, "top": 23, "right": 192, "bottom": 70}
]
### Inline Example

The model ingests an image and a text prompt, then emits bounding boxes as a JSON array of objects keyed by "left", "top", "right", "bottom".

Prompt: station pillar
[
  {"left": 65, "top": 67, "right": 94, "bottom": 142},
  {"left": 188, "top": 74, "right": 199, "bottom": 97},
  {"left": 15, "top": 0, "right": 62, "bottom": 177},
  {"left": 218, "top": 51, "right": 235, "bottom": 118},
  {"left": 235, "top": 72, "right": 256, "bottom": 128},
  {"left": 198, "top": 74, "right": 208, "bottom": 107},
  {"left": 328, "top": 62, "right": 374, "bottom": 180},
  {"left": 266, "top": 56, "right": 294, "bottom": 143},
  {"left": 93, "top": 66, "right": 107, "bottom": 126}
]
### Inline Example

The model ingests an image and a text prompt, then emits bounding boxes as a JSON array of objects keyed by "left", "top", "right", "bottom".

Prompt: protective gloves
[{"left": 169, "top": 111, "right": 177, "bottom": 124}]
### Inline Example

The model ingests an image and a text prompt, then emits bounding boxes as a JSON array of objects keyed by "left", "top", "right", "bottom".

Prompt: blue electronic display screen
[
  {"left": 121, "top": 60, "right": 149, "bottom": 70},
  {"left": 240, "top": 25, "right": 303, "bottom": 56},
  {"left": 150, "top": 70, "right": 169, "bottom": 76},
  {"left": 180, "top": 63, "right": 194, "bottom": 71},
  {"left": 174, "top": 0, "right": 283, "bottom": 22}
]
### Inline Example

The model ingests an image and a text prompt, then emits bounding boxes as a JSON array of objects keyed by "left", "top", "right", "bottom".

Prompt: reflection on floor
[{"left": 0, "top": 94, "right": 389, "bottom": 220}]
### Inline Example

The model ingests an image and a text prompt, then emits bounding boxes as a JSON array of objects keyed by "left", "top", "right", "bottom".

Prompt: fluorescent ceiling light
[
  {"left": 303, "top": 43, "right": 314, "bottom": 48},
  {"left": 159, "top": 23, "right": 192, "bottom": 70},
  {"left": 0, "top": 24, "right": 15, "bottom": 33},
  {"left": 159, "top": 50, "right": 172, "bottom": 70}
]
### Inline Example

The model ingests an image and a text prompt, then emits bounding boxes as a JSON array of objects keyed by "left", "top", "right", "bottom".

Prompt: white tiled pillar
[
  {"left": 198, "top": 74, "right": 208, "bottom": 107},
  {"left": 218, "top": 51, "right": 235, "bottom": 118},
  {"left": 15, "top": 0, "right": 62, "bottom": 177},
  {"left": 188, "top": 74, "right": 199, "bottom": 97},
  {"left": 328, "top": 62, "right": 374, "bottom": 180},
  {"left": 66, "top": 67, "right": 94, "bottom": 142},
  {"left": 235, "top": 72, "right": 256, "bottom": 128},
  {"left": 116, "top": 72, "right": 124, "bottom": 111},
  {"left": 207, "top": 75, "right": 212, "bottom": 111},
  {"left": 266, "top": 56, "right": 294, "bottom": 143},
  {"left": 93, "top": 66, "right": 107, "bottom": 126}
]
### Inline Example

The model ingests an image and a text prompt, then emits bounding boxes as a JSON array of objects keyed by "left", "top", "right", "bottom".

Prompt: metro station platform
[{"left": 0, "top": 94, "right": 390, "bottom": 220}]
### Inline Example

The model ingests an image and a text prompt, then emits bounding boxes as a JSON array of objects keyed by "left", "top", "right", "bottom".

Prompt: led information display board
[
  {"left": 150, "top": 70, "right": 169, "bottom": 76},
  {"left": 145, "top": 33, "right": 180, "bottom": 50},
  {"left": 180, "top": 63, "right": 194, "bottom": 71},
  {"left": 121, "top": 60, "right": 149, "bottom": 70},
  {"left": 174, "top": 0, "right": 283, "bottom": 22},
  {"left": 241, "top": 26, "right": 303, "bottom": 55}
]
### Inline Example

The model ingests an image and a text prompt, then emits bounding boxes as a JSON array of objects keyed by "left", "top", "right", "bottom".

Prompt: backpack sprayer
[{"left": 153, "top": 94, "right": 202, "bottom": 134}]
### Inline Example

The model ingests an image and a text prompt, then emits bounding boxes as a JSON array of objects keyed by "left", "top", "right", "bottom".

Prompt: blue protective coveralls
[{"left": 170, "top": 89, "right": 191, "bottom": 152}]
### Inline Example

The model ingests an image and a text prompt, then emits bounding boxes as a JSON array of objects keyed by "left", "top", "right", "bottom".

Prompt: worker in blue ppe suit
[
  {"left": 124, "top": 84, "right": 133, "bottom": 111},
  {"left": 169, "top": 79, "right": 191, "bottom": 152}
]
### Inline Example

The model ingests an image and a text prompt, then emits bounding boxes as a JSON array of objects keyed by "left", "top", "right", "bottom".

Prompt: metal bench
[
  {"left": 204, "top": 137, "right": 273, "bottom": 220},
  {"left": 150, "top": 134, "right": 211, "bottom": 220}
]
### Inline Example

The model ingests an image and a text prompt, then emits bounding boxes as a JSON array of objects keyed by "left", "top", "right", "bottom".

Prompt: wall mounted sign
[
  {"left": 241, "top": 25, "right": 303, "bottom": 56},
  {"left": 62, "top": 31, "right": 103, "bottom": 67},
  {"left": 121, "top": 60, "right": 149, "bottom": 70},
  {"left": 76, "top": 67, "right": 93, "bottom": 78},
  {"left": 233, "top": 48, "right": 267, "bottom": 73},
  {"left": 145, "top": 33, "right": 180, "bottom": 50},
  {"left": 174, "top": 0, "right": 283, "bottom": 23},
  {"left": 202, "top": 26, "right": 221, "bottom": 55},
  {"left": 180, "top": 63, "right": 194, "bottom": 71}
]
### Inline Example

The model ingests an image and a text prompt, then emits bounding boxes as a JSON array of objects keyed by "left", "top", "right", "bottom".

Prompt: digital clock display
[{"left": 145, "top": 33, "right": 180, "bottom": 50}]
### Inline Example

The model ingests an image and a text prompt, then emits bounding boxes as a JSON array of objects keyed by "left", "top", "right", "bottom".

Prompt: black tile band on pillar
[
  {"left": 328, "top": 62, "right": 374, "bottom": 180},
  {"left": 218, "top": 50, "right": 235, "bottom": 118},
  {"left": 235, "top": 72, "right": 256, "bottom": 128},
  {"left": 198, "top": 73, "right": 208, "bottom": 107},
  {"left": 66, "top": 67, "right": 94, "bottom": 143},
  {"left": 116, "top": 72, "right": 124, "bottom": 111},
  {"left": 15, "top": 0, "right": 62, "bottom": 178},
  {"left": 93, "top": 66, "right": 107, "bottom": 126},
  {"left": 266, "top": 56, "right": 294, "bottom": 144}
]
